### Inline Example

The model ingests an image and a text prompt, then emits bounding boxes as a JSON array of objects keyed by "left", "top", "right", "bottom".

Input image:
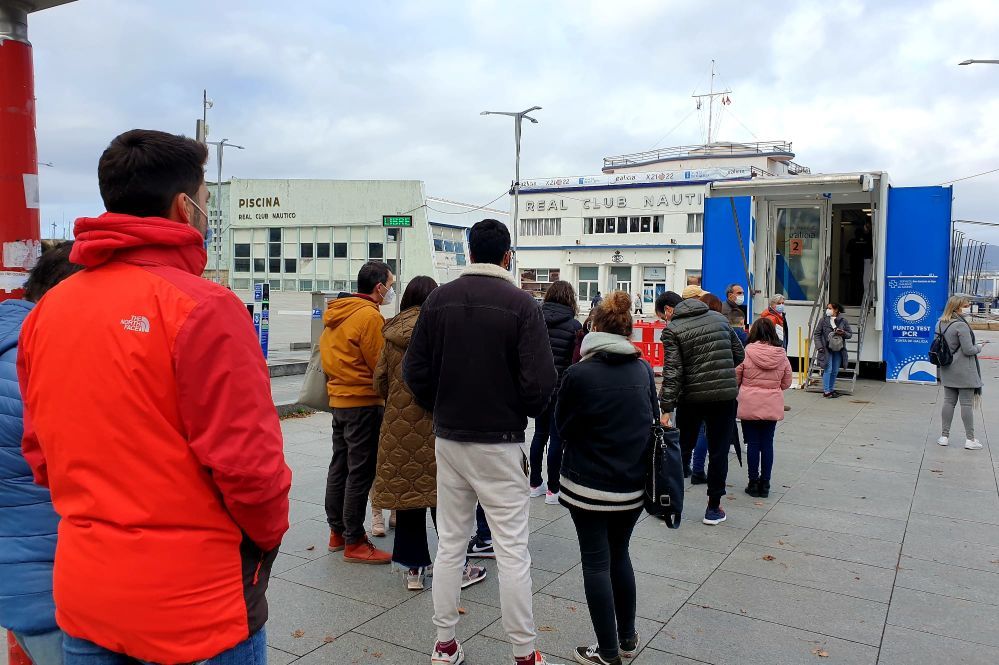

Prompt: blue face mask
[{"left": 775, "top": 304, "right": 785, "bottom": 313}]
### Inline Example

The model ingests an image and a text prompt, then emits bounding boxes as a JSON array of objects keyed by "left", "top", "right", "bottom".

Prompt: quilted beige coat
[{"left": 371, "top": 306, "right": 436, "bottom": 510}]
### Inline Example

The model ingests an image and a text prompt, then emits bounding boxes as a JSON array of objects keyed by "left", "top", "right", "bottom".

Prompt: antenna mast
[{"left": 692, "top": 60, "right": 732, "bottom": 144}]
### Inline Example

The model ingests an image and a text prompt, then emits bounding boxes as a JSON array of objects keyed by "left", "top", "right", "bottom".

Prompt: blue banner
[{"left": 883, "top": 186, "right": 952, "bottom": 384}]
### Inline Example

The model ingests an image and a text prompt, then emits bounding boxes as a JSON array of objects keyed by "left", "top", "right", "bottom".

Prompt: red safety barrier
[
  {"left": 632, "top": 321, "right": 667, "bottom": 369},
  {"left": 8, "top": 631, "right": 33, "bottom": 665}
]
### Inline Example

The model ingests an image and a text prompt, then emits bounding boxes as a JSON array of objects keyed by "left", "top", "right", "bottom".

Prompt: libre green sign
[{"left": 382, "top": 215, "right": 413, "bottom": 228}]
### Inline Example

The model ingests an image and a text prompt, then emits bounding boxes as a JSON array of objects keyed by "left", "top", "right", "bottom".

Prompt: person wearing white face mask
[
  {"left": 760, "top": 295, "right": 789, "bottom": 349},
  {"left": 935, "top": 295, "right": 986, "bottom": 450},
  {"left": 813, "top": 303, "right": 852, "bottom": 398},
  {"left": 722, "top": 283, "right": 748, "bottom": 320},
  {"left": 321, "top": 261, "right": 397, "bottom": 564}
]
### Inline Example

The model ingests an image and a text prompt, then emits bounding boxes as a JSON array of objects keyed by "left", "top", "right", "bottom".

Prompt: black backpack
[{"left": 929, "top": 322, "right": 955, "bottom": 367}]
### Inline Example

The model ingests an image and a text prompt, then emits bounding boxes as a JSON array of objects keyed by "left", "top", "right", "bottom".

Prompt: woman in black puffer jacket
[{"left": 529, "top": 280, "right": 583, "bottom": 503}]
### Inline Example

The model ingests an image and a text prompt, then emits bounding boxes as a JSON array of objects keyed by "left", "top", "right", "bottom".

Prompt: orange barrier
[
  {"left": 632, "top": 321, "right": 667, "bottom": 369},
  {"left": 8, "top": 632, "right": 33, "bottom": 665}
]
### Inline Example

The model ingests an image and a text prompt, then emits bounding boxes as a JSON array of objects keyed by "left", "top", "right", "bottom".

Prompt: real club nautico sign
[
  {"left": 525, "top": 192, "right": 705, "bottom": 212},
  {"left": 519, "top": 167, "right": 752, "bottom": 192}
]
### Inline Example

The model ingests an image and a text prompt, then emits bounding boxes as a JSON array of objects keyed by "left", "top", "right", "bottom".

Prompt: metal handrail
[
  {"left": 806, "top": 258, "right": 832, "bottom": 373},
  {"left": 603, "top": 140, "right": 794, "bottom": 168}
]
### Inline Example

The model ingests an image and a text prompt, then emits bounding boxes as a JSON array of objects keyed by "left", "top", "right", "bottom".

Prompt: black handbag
[{"left": 643, "top": 363, "right": 683, "bottom": 526}]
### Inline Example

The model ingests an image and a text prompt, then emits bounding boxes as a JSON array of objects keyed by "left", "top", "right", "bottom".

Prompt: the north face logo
[{"left": 121, "top": 315, "right": 150, "bottom": 333}]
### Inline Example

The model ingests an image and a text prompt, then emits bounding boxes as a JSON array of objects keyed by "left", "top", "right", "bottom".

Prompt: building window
[
  {"left": 269, "top": 228, "right": 281, "bottom": 242},
  {"left": 299, "top": 280, "right": 313, "bottom": 292},
  {"left": 269, "top": 243, "right": 280, "bottom": 258},
  {"left": 387, "top": 228, "right": 400, "bottom": 242},
  {"left": 584, "top": 216, "right": 658, "bottom": 235},
  {"left": 233, "top": 259, "right": 250, "bottom": 273},
  {"left": 317, "top": 280, "right": 331, "bottom": 291},
  {"left": 269, "top": 279, "right": 281, "bottom": 291},
  {"left": 687, "top": 213, "right": 704, "bottom": 234},
  {"left": 234, "top": 243, "right": 250, "bottom": 258},
  {"left": 433, "top": 239, "right": 444, "bottom": 251},
  {"left": 316, "top": 243, "right": 331, "bottom": 258},
  {"left": 333, "top": 243, "right": 347, "bottom": 258},
  {"left": 520, "top": 218, "right": 562, "bottom": 237},
  {"left": 253, "top": 258, "right": 266, "bottom": 273},
  {"left": 282, "top": 279, "right": 296, "bottom": 291},
  {"left": 775, "top": 206, "right": 822, "bottom": 302},
  {"left": 369, "top": 242, "right": 384, "bottom": 259},
  {"left": 685, "top": 270, "right": 702, "bottom": 287},
  {"left": 232, "top": 278, "right": 250, "bottom": 290},
  {"left": 387, "top": 259, "right": 398, "bottom": 275},
  {"left": 284, "top": 258, "right": 297, "bottom": 273},
  {"left": 300, "top": 243, "right": 314, "bottom": 258},
  {"left": 630, "top": 217, "right": 640, "bottom": 233},
  {"left": 617, "top": 216, "right": 628, "bottom": 234},
  {"left": 577, "top": 266, "right": 598, "bottom": 300},
  {"left": 584, "top": 218, "right": 593, "bottom": 234},
  {"left": 640, "top": 216, "right": 651, "bottom": 233},
  {"left": 333, "top": 280, "right": 348, "bottom": 292},
  {"left": 269, "top": 258, "right": 281, "bottom": 273}
]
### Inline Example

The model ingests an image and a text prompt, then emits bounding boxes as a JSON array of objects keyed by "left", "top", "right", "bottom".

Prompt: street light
[
  {"left": 207, "top": 138, "right": 244, "bottom": 284},
  {"left": 959, "top": 59, "right": 999, "bottom": 65},
  {"left": 481, "top": 106, "right": 541, "bottom": 281}
]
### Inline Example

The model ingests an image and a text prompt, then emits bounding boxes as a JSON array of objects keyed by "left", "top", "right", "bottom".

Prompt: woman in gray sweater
[{"left": 936, "top": 295, "right": 986, "bottom": 450}]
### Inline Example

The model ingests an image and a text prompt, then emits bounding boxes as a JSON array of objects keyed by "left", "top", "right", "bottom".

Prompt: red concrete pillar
[{"left": 0, "top": 2, "right": 41, "bottom": 302}]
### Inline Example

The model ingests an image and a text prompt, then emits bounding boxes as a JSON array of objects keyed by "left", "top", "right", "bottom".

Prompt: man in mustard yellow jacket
[{"left": 321, "top": 261, "right": 395, "bottom": 563}]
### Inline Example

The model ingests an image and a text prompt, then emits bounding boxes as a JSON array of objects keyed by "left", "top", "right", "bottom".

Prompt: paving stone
[
  {"left": 895, "top": 555, "right": 999, "bottom": 606},
  {"left": 878, "top": 625, "right": 999, "bottom": 665},
  {"left": 292, "top": 631, "right": 427, "bottom": 664},
  {"left": 526, "top": 532, "right": 582, "bottom": 574},
  {"left": 633, "top": 514, "right": 750, "bottom": 555},
  {"left": 283, "top": 427, "right": 330, "bottom": 446},
  {"left": 904, "top": 512, "right": 999, "bottom": 548},
  {"left": 690, "top": 570, "right": 888, "bottom": 646},
  {"left": 286, "top": 438, "right": 334, "bottom": 459},
  {"left": 779, "top": 482, "right": 913, "bottom": 521},
  {"left": 457, "top": 559, "right": 560, "bottom": 609},
  {"left": 901, "top": 531, "right": 999, "bottom": 573},
  {"left": 266, "top": 646, "right": 299, "bottom": 665},
  {"left": 273, "top": 552, "right": 312, "bottom": 576},
  {"left": 280, "top": 518, "right": 338, "bottom": 560},
  {"left": 816, "top": 442, "right": 923, "bottom": 474},
  {"left": 720, "top": 543, "right": 894, "bottom": 603},
  {"left": 911, "top": 485, "right": 999, "bottom": 524},
  {"left": 461, "top": 634, "right": 562, "bottom": 665},
  {"left": 542, "top": 563, "right": 696, "bottom": 623},
  {"left": 354, "top": 594, "right": 500, "bottom": 652},
  {"left": 481, "top": 593, "right": 662, "bottom": 662},
  {"left": 265, "top": 578, "right": 384, "bottom": 656},
  {"left": 630, "top": 648, "right": 712, "bottom": 665},
  {"left": 765, "top": 502, "right": 907, "bottom": 542},
  {"left": 278, "top": 550, "right": 413, "bottom": 609},
  {"left": 887, "top": 587, "right": 999, "bottom": 647},
  {"left": 744, "top": 521, "right": 901, "bottom": 569},
  {"left": 537, "top": 513, "right": 578, "bottom": 540},
  {"left": 652, "top": 605, "right": 878, "bottom": 665},
  {"left": 289, "top": 498, "right": 326, "bottom": 524},
  {"left": 628, "top": 536, "right": 727, "bottom": 584}
]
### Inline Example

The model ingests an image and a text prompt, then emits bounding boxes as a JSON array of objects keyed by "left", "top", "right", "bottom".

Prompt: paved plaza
[{"left": 5, "top": 346, "right": 999, "bottom": 665}]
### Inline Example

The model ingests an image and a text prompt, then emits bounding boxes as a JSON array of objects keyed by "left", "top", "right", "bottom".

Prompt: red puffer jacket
[{"left": 18, "top": 213, "right": 291, "bottom": 664}]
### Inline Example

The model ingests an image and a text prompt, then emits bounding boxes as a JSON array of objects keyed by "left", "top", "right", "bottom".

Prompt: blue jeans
[
  {"left": 823, "top": 351, "right": 844, "bottom": 394},
  {"left": 14, "top": 629, "right": 65, "bottom": 665},
  {"left": 691, "top": 424, "right": 708, "bottom": 475},
  {"left": 475, "top": 503, "right": 491, "bottom": 542},
  {"left": 63, "top": 629, "right": 266, "bottom": 665},
  {"left": 742, "top": 420, "right": 777, "bottom": 482},
  {"left": 529, "top": 401, "right": 564, "bottom": 492}
]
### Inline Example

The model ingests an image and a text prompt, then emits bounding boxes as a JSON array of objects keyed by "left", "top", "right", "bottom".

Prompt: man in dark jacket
[
  {"left": 404, "top": 219, "right": 557, "bottom": 665},
  {"left": 659, "top": 285, "right": 745, "bottom": 527},
  {"left": 0, "top": 243, "right": 82, "bottom": 665}
]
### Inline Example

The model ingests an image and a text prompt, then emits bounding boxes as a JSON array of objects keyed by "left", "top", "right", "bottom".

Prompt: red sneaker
[
  {"left": 329, "top": 531, "right": 346, "bottom": 552},
  {"left": 343, "top": 536, "right": 391, "bottom": 564}
]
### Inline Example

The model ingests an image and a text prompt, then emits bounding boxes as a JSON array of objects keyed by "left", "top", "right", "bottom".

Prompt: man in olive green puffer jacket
[{"left": 659, "top": 291, "right": 745, "bottom": 525}]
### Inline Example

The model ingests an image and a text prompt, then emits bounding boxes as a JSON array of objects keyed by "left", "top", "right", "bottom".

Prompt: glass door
[{"left": 769, "top": 201, "right": 830, "bottom": 304}]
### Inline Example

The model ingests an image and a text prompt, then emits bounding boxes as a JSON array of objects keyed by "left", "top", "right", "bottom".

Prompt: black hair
[
  {"left": 726, "top": 283, "right": 742, "bottom": 296},
  {"left": 829, "top": 302, "right": 845, "bottom": 315},
  {"left": 400, "top": 275, "right": 438, "bottom": 311},
  {"left": 654, "top": 291, "right": 681, "bottom": 314},
  {"left": 748, "top": 317, "right": 782, "bottom": 347},
  {"left": 98, "top": 129, "right": 209, "bottom": 218},
  {"left": 23, "top": 242, "right": 83, "bottom": 302},
  {"left": 468, "top": 219, "right": 510, "bottom": 265},
  {"left": 357, "top": 261, "right": 392, "bottom": 294}
]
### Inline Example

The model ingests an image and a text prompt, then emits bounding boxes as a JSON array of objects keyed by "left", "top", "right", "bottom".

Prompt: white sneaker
[
  {"left": 460, "top": 562, "right": 487, "bottom": 589},
  {"left": 937, "top": 436, "right": 949, "bottom": 446},
  {"left": 545, "top": 490, "right": 560, "bottom": 505},
  {"left": 530, "top": 482, "right": 547, "bottom": 498},
  {"left": 406, "top": 567, "right": 425, "bottom": 591},
  {"left": 431, "top": 641, "right": 465, "bottom": 665},
  {"left": 965, "top": 439, "right": 983, "bottom": 450}
]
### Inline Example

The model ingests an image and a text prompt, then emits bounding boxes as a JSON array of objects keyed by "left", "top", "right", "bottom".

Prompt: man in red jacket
[{"left": 17, "top": 129, "right": 291, "bottom": 664}]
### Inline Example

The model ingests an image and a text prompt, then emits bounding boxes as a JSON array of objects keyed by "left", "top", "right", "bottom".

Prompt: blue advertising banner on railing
[{"left": 883, "top": 186, "right": 952, "bottom": 384}]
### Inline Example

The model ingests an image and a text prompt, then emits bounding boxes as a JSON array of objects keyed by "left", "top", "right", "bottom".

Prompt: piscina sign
[{"left": 883, "top": 186, "right": 952, "bottom": 384}]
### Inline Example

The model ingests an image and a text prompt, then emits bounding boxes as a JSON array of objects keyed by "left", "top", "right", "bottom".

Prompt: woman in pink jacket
[{"left": 736, "top": 318, "right": 792, "bottom": 498}]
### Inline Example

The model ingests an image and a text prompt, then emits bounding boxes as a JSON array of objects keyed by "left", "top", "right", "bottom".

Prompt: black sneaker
[
  {"left": 683, "top": 463, "right": 692, "bottom": 479},
  {"left": 466, "top": 535, "right": 495, "bottom": 558},
  {"left": 745, "top": 479, "right": 760, "bottom": 497},
  {"left": 690, "top": 471, "right": 708, "bottom": 485},
  {"left": 574, "top": 645, "right": 622, "bottom": 665},
  {"left": 620, "top": 630, "right": 640, "bottom": 658}
]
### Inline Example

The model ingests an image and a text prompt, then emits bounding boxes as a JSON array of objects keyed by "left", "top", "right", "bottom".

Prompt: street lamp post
[
  {"left": 959, "top": 59, "right": 999, "bottom": 65},
  {"left": 481, "top": 106, "right": 541, "bottom": 282},
  {"left": 207, "top": 138, "right": 244, "bottom": 285}
]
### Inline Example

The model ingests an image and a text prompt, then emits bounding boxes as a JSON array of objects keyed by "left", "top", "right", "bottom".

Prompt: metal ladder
[{"left": 804, "top": 265, "right": 872, "bottom": 395}]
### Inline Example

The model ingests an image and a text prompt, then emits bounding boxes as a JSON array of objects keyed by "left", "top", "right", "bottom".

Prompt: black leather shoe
[
  {"left": 690, "top": 472, "right": 708, "bottom": 485},
  {"left": 758, "top": 479, "right": 771, "bottom": 498},
  {"left": 745, "top": 479, "right": 760, "bottom": 497},
  {"left": 683, "top": 463, "right": 692, "bottom": 478}
]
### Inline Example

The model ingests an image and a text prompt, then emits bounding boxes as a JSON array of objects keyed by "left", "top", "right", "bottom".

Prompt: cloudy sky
[{"left": 29, "top": 0, "right": 999, "bottom": 244}]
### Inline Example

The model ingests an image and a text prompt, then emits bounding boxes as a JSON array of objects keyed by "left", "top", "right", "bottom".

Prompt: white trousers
[{"left": 432, "top": 437, "right": 536, "bottom": 657}]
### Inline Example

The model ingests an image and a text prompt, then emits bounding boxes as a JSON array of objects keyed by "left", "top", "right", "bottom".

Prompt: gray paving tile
[
  {"left": 779, "top": 483, "right": 913, "bottom": 521},
  {"left": 457, "top": 559, "right": 561, "bottom": 609},
  {"left": 631, "top": 648, "right": 712, "bottom": 665},
  {"left": 720, "top": 543, "right": 894, "bottom": 602},
  {"left": 265, "top": 578, "right": 384, "bottom": 656},
  {"left": 289, "top": 498, "right": 326, "bottom": 525},
  {"left": 887, "top": 587, "right": 999, "bottom": 648},
  {"left": 744, "top": 521, "right": 901, "bottom": 569},
  {"left": 651, "top": 605, "right": 878, "bottom": 665},
  {"left": 273, "top": 552, "right": 312, "bottom": 576},
  {"left": 911, "top": 486, "right": 999, "bottom": 524},
  {"left": 278, "top": 551, "right": 414, "bottom": 609},
  {"left": 765, "top": 501, "right": 907, "bottom": 542},
  {"left": 292, "top": 631, "right": 426, "bottom": 665},
  {"left": 354, "top": 593, "right": 500, "bottom": 653},
  {"left": 878, "top": 625, "right": 999, "bottom": 665},
  {"left": 895, "top": 555, "right": 999, "bottom": 606},
  {"left": 286, "top": 438, "right": 335, "bottom": 459},
  {"left": 633, "top": 512, "right": 750, "bottom": 555},
  {"left": 283, "top": 427, "right": 330, "bottom": 446},
  {"left": 628, "top": 537, "right": 727, "bottom": 585},
  {"left": 690, "top": 570, "right": 887, "bottom": 646},
  {"left": 266, "top": 646, "right": 298, "bottom": 665},
  {"left": 542, "top": 563, "right": 696, "bottom": 623},
  {"left": 536, "top": 513, "right": 578, "bottom": 540},
  {"left": 481, "top": 593, "right": 663, "bottom": 662},
  {"left": 902, "top": 531, "right": 999, "bottom": 573},
  {"left": 279, "top": 518, "right": 336, "bottom": 560},
  {"left": 461, "top": 634, "right": 562, "bottom": 665},
  {"left": 905, "top": 512, "right": 999, "bottom": 548},
  {"left": 526, "top": 532, "right": 582, "bottom": 574}
]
